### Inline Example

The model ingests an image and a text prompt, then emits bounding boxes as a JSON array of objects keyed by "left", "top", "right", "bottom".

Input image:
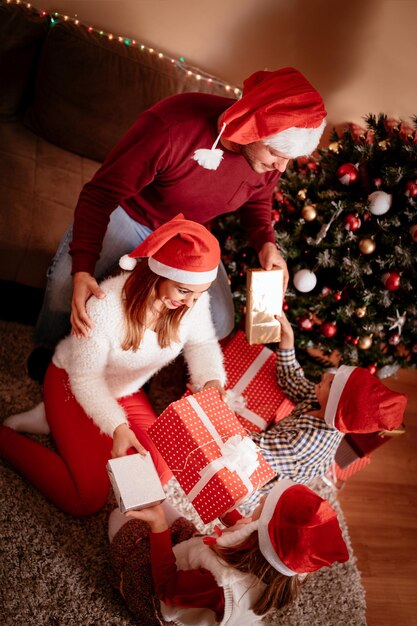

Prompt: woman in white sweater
[{"left": 1, "top": 215, "right": 226, "bottom": 516}]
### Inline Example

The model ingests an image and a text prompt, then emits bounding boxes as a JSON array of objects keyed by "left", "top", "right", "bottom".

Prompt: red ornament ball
[
  {"left": 405, "top": 180, "right": 417, "bottom": 198},
  {"left": 367, "top": 364, "right": 377, "bottom": 375},
  {"left": 337, "top": 163, "right": 358, "bottom": 185},
  {"left": 271, "top": 209, "right": 280, "bottom": 223},
  {"left": 334, "top": 291, "right": 342, "bottom": 301},
  {"left": 320, "top": 322, "right": 337, "bottom": 338},
  {"left": 343, "top": 213, "right": 362, "bottom": 231},
  {"left": 373, "top": 178, "right": 382, "bottom": 188},
  {"left": 382, "top": 272, "right": 401, "bottom": 290},
  {"left": 298, "top": 316, "right": 314, "bottom": 331},
  {"left": 388, "top": 333, "right": 401, "bottom": 346}
]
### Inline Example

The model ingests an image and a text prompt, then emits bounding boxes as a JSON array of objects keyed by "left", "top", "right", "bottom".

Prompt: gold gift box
[{"left": 245, "top": 268, "right": 284, "bottom": 344}]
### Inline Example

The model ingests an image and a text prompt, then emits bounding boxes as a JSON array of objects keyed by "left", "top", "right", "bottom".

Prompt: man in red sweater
[{"left": 30, "top": 67, "right": 326, "bottom": 381}]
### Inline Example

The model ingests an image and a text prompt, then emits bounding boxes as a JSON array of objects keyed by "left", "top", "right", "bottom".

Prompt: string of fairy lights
[{"left": 5, "top": 0, "right": 243, "bottom": 98}]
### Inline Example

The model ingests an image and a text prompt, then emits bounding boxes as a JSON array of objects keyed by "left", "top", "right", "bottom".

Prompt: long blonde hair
[
  {"left": 121, "top": 261, "right": 189, "bottom": 350},
  {"left": 210, "top": 531, "right": 304, "bottom": 616}
]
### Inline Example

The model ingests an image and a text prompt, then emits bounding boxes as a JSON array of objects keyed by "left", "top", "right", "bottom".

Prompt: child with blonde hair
[{"left": 108, "top": 479, "right": 349, "bottom": 625}]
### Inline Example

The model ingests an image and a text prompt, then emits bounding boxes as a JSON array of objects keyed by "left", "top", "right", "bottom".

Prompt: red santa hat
[
  {"left": 324, "top": 365, "right": 407, "bottom": 433},
  {"left": 119, "top": 213, "right": 220, "bottom": 285},
  {"left": 257, "top": 479, "right": 349, "bottom": 575},
  {"left": 193, "top": 67, "right": 326, "bottom": 170}
]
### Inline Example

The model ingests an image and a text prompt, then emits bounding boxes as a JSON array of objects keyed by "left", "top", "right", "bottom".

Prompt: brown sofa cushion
[
  {"left": 0, "top": 4, "right": 49, "bottom": 120},
  {"left": 0, "top": 120, "right": 100, "bottom": 289},
  {"left": 24, "top": 19, "right": 233, "bottom": 162}
]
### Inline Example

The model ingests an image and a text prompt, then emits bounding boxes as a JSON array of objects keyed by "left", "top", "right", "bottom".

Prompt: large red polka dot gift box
[
  {"left": 223, "top": 331, "right": 294, "bottom": 433},
  {"left": 148, "top": 387, "right": 276, "bottom": 523}
]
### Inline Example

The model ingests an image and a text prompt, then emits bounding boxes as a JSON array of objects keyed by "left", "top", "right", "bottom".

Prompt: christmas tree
[{"left": 213, "top": 114, "right": 417, "bottom": 379}]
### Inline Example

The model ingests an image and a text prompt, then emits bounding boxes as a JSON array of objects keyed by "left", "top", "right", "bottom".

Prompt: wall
[{"left": 31, "top": 0, "right": 417, "bottom": 129}]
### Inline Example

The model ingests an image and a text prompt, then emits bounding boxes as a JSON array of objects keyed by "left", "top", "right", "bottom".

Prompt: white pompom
[
  {"left": 368, "top": 190, "right": 392, "bottom": 215},
  {"left": 192, "top": 148, "right": 224, "bottom": 170},
  {"left": 119, "top": 254, "right": 137, "bottom": 270},
  {"left": 293, "top": 269, "right": 317, "bottom": 293}
]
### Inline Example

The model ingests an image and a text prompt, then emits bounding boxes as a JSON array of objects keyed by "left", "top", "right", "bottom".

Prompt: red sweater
[
  {"left": 70, "top": 92, "right": 279, "bottom": 274},
  {"left": 150, "top": 529, "right": 225, "bottom": 620}
]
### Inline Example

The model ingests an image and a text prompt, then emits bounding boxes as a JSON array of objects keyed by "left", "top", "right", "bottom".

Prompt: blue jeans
[{"left": 34, "top": 207, "right": 235, "bottom": 346}]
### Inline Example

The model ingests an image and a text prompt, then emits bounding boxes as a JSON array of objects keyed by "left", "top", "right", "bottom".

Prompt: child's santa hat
[
  {"left": 193, "top": 67, "right": 327, "bottom": 170},
  {"left": 216, "top": 479, "right": 349, "bottom": 576},
  {"left": 119, "top": 213, "right": 220, "bottom": 284},
  {"left": 324, "top": 365, "right": 407, "bottom": 433}
]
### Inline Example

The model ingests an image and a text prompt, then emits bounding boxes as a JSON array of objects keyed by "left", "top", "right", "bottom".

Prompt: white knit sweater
[{"left": 53, "top": 274, "right": 226, "bottom": 436}]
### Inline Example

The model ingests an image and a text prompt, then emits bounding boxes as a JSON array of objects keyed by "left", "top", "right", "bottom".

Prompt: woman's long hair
[
  {"left": 121, "top": 260, "right": 189, "bottom": 350},
  {"left": 210, "top": 531, "right": 304, "bottom": 616}
]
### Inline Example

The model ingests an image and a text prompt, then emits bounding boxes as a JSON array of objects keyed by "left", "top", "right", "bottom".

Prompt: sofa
[{"left": 0, "top": 1, "right": 233, "bottom": 313}]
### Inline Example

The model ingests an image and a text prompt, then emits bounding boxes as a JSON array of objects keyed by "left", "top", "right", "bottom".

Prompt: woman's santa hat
[
  {"left": 193, "top": 67, "right": 327, "bottom": 170},
  {"left": 324, "top": 365, "right": 407, "bottom": 433},
  {"left": 119, "top": 213, "right": 220, "bottom": 285},
  {"left": 216, "top": 479, "right": 349, "bottom": 576}
]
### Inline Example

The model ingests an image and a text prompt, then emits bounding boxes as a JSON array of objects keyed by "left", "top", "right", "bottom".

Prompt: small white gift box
[{"left": 106, "top": 452, "right": 166, "bottom": 513}]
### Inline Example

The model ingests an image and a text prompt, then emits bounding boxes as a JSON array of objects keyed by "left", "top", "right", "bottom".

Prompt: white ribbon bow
[
  {"left": 218, "top": 434, "right": 260, "bottom": 476},
  {"left": 225, "top": 389, "right": 268, "bottom": 431}
]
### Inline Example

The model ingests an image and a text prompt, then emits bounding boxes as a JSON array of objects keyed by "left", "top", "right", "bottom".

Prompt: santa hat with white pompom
[
  {"left": 119, "top": 213, "right": 220, "bottom": 284},
  {"left": 193, "top": 67, "right": 327, "bottom": 171}
]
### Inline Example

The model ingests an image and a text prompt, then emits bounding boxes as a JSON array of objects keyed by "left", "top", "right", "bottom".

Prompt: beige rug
[{"left": 0, "top": 321, "right": 367, "bottom": 625}]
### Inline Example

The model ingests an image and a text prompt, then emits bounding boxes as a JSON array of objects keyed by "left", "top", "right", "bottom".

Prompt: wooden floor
[{"left": 338, "top": 369, "right": 417, "bottom": 626}]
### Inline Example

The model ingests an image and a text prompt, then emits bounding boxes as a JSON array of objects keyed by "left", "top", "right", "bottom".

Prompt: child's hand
[
  {"left": 125, "top": 504, "right": 168, "bottom": 533},
  {"left": 276, "top": 312, "right": 294, "bottom": 349}
]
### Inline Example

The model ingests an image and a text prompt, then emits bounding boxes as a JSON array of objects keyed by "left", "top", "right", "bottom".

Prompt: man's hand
[
  {"left": 126, "top": 504, "right": 168, "bottom": 533},
  {"left": 111, "top": 423, "right": 147, "bottom": 458},
  {"left": 276, "top": 312, "right": 294, "bottom": 350},
  {"left": 71, "top": 271, "right": 106, "bottom": 338},
  {"left": 258, "top": 242, "right": 289, "bottom": 291}
]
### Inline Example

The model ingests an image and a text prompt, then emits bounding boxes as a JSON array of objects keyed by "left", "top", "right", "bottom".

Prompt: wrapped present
[
  {"left": 223, "top": 330, "right": 294, "bottom": 433},
  {"left": 107, "top": 452, "right": 166, "bottom": 513},
  {"left": 148, "top": 388, "right": 276, "bottom": 523},
  {"left": 245, "top": 268, "right": 284, "bottom": 344}
]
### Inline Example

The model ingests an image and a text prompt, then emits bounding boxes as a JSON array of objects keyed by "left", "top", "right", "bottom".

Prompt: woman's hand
[
  {"left": 125, "top": 504, "right": 168, "bottom": 533},
  {"left": 202, "top": 379, "right": 226, "bottom": 399},
  {"left": 276, "top": 312, "right": 294, "bottom": 350},
  {"left": 111, "top": 423, "right": 147, "bottom": 458}
]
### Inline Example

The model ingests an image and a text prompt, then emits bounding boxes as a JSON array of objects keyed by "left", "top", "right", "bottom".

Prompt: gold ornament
[
  {"left": 378, "top": 140, "right": 388, "bottom": 150},
  {"left": 410, "top": 224, "right": 417, "bottom": 242},
  {"left": 355, "top": 306, "right": 367, "bottom": 318},
  {"left": 329, "top": 142, "right": 340, "bottom": 153},
  {"left": 359, "top": 238, "right": 376, "bottom": 254},
  {"left": 301, "top": 204, "right": 317, "bottom": 221},
  {"left": 297, "top": 188, "right": 307, "bottom": 200},
  {"left": 358, "top": 335, "right": 372, "bottom": 350}
]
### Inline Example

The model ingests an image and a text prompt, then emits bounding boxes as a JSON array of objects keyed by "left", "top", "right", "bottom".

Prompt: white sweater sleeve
[
  {"left": 182, "top": 293, "right": 226, "bottom": 389},
  {"left": 61, "top": 289, "right": 128, "bottom": 437}
]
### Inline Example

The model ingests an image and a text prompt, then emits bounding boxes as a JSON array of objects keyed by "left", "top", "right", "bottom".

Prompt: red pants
[{"left": 0, "top": 364, "right": 172, "bottom": 516}]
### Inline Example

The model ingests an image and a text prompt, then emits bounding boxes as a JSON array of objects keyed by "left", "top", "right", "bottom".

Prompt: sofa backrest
[{"left": 0, "top": 2, "right": 237, "bottom": 162}]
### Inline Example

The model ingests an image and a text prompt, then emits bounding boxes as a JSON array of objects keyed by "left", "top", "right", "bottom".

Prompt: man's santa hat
[
  {"left": 119, "top": 213, "right": 220, "bottom": 284},
  {"left": 193, "top": 67, "right": 327, "bottom": 170},
  {"left": 324, "top": 365, "right": 407, "bottom": 433},
  {"left": 215, "top": 479, "right": 349, "bottom": 576}
]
